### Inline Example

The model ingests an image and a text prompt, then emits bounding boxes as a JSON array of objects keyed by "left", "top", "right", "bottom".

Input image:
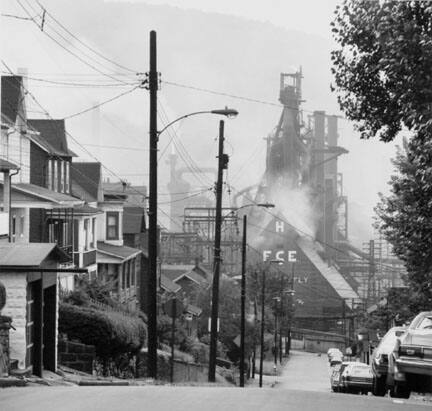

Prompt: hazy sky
[
  {"left": 1, "top": 0, "right": 401, "bottom": 245},
  {"left": 110, "top": 0, "right": 339, "bottom": 40}
]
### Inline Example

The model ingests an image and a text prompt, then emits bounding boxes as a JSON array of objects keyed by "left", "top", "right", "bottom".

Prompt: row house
[
  {"left": 27, "top": 119, "right": 99, "bottom": 279},
  {"left": 1, "top": 76, "right": 83, "bottom": 261},
  {"left": 71, "top": 162, "right": 143, "bottom": 309}
]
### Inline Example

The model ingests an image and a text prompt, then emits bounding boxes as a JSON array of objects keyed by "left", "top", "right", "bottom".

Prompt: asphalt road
[
  {"left": 1, "top": 385, "right": 431, "bottom": 411},
  {"left": 277, "top": 350, "right": 330, "bottom": 392}
]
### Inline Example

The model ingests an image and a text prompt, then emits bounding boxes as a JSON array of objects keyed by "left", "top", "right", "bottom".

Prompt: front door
[{"left": 26, "top": 280, "right": 43, "bottom": 376}]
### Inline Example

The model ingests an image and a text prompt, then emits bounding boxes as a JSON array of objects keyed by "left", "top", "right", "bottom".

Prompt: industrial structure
[{"left": 163, "top": 69, "right": 404, "bottom": 337}]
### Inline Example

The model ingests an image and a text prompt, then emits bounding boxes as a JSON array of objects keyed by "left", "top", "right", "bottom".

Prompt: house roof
[
  {"left": 14, "top": 183, "right": 83, "bottom": 206},
  {"left": 160, "top": 274, "right": 181, "bottom": 294},
  {"left": 73, "top": 204, "right": 103, "bottom": 216},
  {"left": 181, "top": 270, "right": 209, "bottom": 287},
  {"left": 0, "top": 243, "right": 70, "bottom": 267},
  {"left": 1, "top": 76, "right": 22, "bottom": 124},
  {"left": 97, "top": 241, "right": 141, "bottom": 261},
  {"left": 123, "top": 207, "right": 146, "bottom": 234},
  {"left": 185, "top": 304, "right": 202, "bottom": 317},
  {"left": 71, "top": 162, "right": 101, "bottom": 202},
  {"left": 161, "top": 265, "right": 195, "bottom": 283},
  {"left": 0, "top": 182, "right": 83, "bottom": 209},
  {"left": 27, "top": 119, "right": 75, "bottom": 157},
  {"left": 0, "top": 157, "right": 19, "bottom": 172},
  {"left": 161, "top": 264, "right": 210, "bottom": 287}
]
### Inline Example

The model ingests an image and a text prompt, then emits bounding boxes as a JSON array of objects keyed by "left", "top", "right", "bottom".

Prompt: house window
[
  {"left": 48, "top": 222, "right": 55, "bottom": 243},
  {"left": 47, "top": 160, "right": 52, "bottom": 190},
  {"left": 62, "top": 222, "right": 68, "bottom": 247},
  {"left": 53, "top": 160, "right": 58, "bottom": 192},
  {"left": 11, "top": 215, "right": 16, "bottom": 243},
  {"left": 106, "top": 212, "right": 119, "bottom": 240},
  {"left": 122, "top": 264, "right": 126, "bottom": 290},
  {"left": 59, "top": 160, "right": 64, "bottom": 193},
  {"left": 90, "top": 217, "right": 96, "bottom": 248},
  {"left": 126, "top": 261, "right": 131, "bottom": 289},
  {"left": 19, "top": 215, "right": 24, "bottom": 238},
  {"left": 131, "top": 259, "right": 135, "bottom": 286},
  {"left": 65, "top": 162, "right": 70, "bottom": 193},
  {"left": 84, "top": 219, "right": 89, "bottom": 251},
  {"left": 0, "top": 132, "right": 8, "bottom": 158}
]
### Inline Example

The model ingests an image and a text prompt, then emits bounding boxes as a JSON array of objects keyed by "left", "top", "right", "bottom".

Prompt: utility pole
[
  {"left": 208, "top": 120, "right": 226, "bottom": 382},
  {"left": 259, "top": 267, "right": 266, "bottom": 388},
  {"left": 147, "top": 30, "right": 158, "bottom": 379},
  {"left": 239, "top": 214, "right": 247, "bottom": 387}
]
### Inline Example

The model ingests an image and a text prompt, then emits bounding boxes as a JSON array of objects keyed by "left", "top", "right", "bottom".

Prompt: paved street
[
  {"left": 1, "top": 351, "right": 431, "bottom": 411},
  {"left": 277, "top": 350, "right": 330, "bottom": 392},
  {"left": 1, "top": 384, "right": 431, "bottom": 411}
]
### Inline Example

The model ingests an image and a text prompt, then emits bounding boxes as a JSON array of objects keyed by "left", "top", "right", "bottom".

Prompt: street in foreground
[{"left": 1, "top": 385, "right": 431, "bottom": 411}]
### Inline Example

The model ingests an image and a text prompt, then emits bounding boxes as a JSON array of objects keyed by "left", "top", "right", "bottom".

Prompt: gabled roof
[
  {"left": 1, "top": 76, "right": 22, "bottom": 124},
  {"left": 161, "top": 264, "right": 210, "bottom": 288},
  {"left": 71, "top": 162, "right": 102, "bottom": 202},
  {"left": 0, "top": 243, "right": 70, "bottom": 267},
  {"left": 97, "top": 241, "right": 141, "bottom": 261},
  {"left": 123, "top": 207, "right": 146, "bottom": 234},
  {"left": 160, "top": 274, "right": 181, "bottom": 294},
  {"left": 161, "top": 264, "right": 195, "bottom": 283},
  {"left": 103, "top": 182, "right": 147, "bottom": 206},
  {"left": 28, "top": 119, "right": 75, "bottom": 157}
]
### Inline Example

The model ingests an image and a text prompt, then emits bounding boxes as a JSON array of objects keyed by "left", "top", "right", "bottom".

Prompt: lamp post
[{"left": 146, "top": 30, "right": 239, "bottom": 380}]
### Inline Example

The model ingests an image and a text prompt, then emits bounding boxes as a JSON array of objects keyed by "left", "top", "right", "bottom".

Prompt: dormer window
[{"left": 106, "top": 212, "right": 119, "bottom": 240}]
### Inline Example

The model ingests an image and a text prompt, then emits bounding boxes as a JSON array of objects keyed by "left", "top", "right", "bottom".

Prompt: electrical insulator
[{"left": 222, "top": 154, "right": 229, "bottom": 169}]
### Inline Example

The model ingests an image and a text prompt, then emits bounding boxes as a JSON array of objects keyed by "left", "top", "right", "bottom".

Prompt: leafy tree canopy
[{"left": 331, "top": 0, "right": 432, "bottom": 142}]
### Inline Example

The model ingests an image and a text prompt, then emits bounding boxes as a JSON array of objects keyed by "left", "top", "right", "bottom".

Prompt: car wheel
[
  {"left": 372, "top": 376, "right": 387, "bottom": 397},
  {"left": 390, "top": 383, "right": 410, "bottom": 399}
]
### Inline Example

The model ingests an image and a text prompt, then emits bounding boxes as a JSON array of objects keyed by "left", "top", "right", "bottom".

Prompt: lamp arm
[{"left": 157, "top": 111, "right": 212, "bottom": 137}]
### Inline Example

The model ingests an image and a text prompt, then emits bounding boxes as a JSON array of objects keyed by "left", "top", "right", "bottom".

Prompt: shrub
[{"left": 59, "top": 303, "right": 146, "bottom": 360}]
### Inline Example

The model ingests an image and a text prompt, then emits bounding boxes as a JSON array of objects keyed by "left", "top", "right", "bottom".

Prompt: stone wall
[
  {"left": 0, "top": 273, "right": 27, "bottom": 369},
  {"left": 58, "top": 340, "right": 95, "bottom": 374}
]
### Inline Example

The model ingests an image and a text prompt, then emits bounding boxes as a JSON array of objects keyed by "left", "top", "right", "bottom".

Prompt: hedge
[{"left": 59, "top": 303, "right": 147, "bottom": 359}]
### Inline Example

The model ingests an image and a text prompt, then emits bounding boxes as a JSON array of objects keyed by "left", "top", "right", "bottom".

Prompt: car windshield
[{"left": 418, "top": 316, "right": 432, "bottom": 329}]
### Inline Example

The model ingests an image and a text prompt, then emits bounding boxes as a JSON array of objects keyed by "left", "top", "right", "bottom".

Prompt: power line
[
  {"left": 62, "top": 85, "right": 140, "bottom": 120},
  {"left": 16, "top": 0, "right": 131, "bottom": 85},
  {"left": 0, "top": 72, "right": 136, "bottom": 88},
  {"left": 35, "top": 0, "right": 140, "bottom": 74}
]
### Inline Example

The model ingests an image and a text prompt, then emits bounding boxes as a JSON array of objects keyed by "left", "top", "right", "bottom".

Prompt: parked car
[
  {"left": 331, "top": 361, "right": 356, "bottom": 393},
  {"left": 328, "top": 348, "right": 343, "bottom": 366},
  {"left": 389, "top": 311, "right": 432, "bottom": 398},
  {"left": 340, "top": 362, "right": 373, "bottom": 394},
  {"left": 371, "top": 326, "right": 406, "bottom": 396},
  {"left": 330, "top": 363, "right": 344, "bottom": 392}
]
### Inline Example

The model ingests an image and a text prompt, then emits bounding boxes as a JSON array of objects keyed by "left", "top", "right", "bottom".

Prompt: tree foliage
[
  {"left": 331, "top": 0, "right": 432, "bottom": 142},
  {"left": 375, "top": 138, "right": 432, "bottom": 310},
  {"left": 332, "top": 1, "right": 432, "bottom": 312}
]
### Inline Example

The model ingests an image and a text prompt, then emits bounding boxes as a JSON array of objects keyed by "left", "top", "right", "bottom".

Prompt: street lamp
[
  {"left": 146, "top": 30, "right": 239, "bottom": 380},
  {"left": 259, "top": 259, "right": 283, "bottom": 388}
]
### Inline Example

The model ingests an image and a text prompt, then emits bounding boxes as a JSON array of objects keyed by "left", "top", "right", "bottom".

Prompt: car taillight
[{"left": 399, "top": 345, "right": 423, "bottom": 358}]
